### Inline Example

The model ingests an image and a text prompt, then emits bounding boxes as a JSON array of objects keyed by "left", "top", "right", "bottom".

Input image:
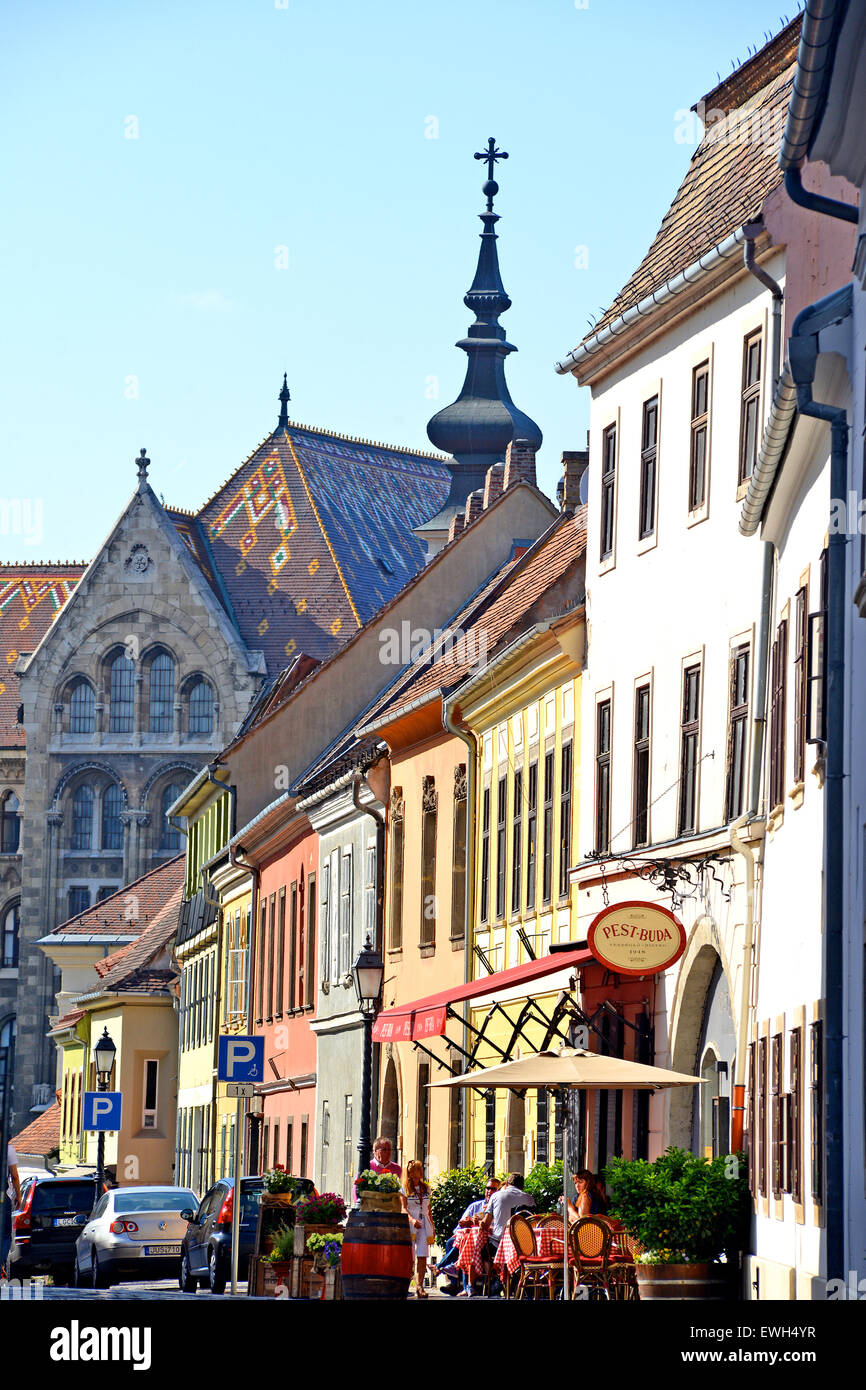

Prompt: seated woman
[{"left": 566, "top": 1169, "right": 607, "bottom": 1222}]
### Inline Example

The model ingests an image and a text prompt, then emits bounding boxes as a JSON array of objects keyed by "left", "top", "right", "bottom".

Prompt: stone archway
[{"left": 381, "top": 1055, "right": 400, "bottom": 1154}]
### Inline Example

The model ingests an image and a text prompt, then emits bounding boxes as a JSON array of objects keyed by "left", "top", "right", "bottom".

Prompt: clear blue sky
[{"left": 1, "top": 0, "right": 799, "bottom": 562}]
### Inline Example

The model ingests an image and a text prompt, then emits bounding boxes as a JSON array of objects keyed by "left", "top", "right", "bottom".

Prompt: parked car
[
  {"left": 7, "top": 1175, "right": 104, "bottom": 1284},
  {"left": 179, "top": 1174, "right": 315, "bottom": 1294},
  {"left": 73, "top": 1186, "right": 199, "bottom": 1288}
]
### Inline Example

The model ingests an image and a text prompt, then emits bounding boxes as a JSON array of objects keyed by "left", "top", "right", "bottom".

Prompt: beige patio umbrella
[{"left": 431, "top": 1047, "right": 703, "bottom": 1299}]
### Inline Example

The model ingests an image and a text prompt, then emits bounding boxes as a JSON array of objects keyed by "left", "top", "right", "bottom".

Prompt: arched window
[
  {"left": 109, "top": 651, "right": 135, "bottom": 733},
  {"left": 149, "top": 651, "right": 175, "bottom": 734},
  {"left": 1, "top": 900, "right": 19, "bottom": 968},
  {"left": 0, "top": 792, "right": 20, "bottom": 854},
  {"left": 102, "top": 783, "right": 124, "bottom": 851},
  {"left": 72, "top": 785, "right": 94, "bottom": 850},
  {"left": 0, "top": 1017, "right": 15, "bottom": 1134},
  {"left": 69, "top": 679, "right": 95, "bottom": 734},
  {"left": 188, "top": 680, "right": 214, "bottom": 736},
  {"left": 160, "top": 783, "right": 183, "bottom": 851}
]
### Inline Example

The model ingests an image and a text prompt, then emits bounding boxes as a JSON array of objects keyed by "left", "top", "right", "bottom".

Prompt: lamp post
[
  {"left": 93, "top": 1027, "right": 116, "bottom": 1201},
  {"left": 353, "top": 935, "right": 384, "bottom": 1178},
  {"left": 248, "top": 1092, "right": 264, "bottom": 1173}
]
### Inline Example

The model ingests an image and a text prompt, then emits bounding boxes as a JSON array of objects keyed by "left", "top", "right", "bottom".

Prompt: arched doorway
[
  {"left": 670, "top": 942, "right": 736, "bottom": 1153},
  {"left": 381, "top": 1056, "right": 399, "bottom": 1155}
]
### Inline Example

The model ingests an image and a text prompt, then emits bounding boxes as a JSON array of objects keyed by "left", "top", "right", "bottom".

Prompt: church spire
[
  {"left": 277, "top": 372, "right": 291, "bottom": 429},
  {"left": 426, "top": 138, "right": 542, "bottom": 488}
]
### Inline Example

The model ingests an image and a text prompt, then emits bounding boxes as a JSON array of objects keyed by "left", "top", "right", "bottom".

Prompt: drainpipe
[
  {"left": 742, "top": 223, "right": 783, "bottom": 821},
  {"left": 443, "top": 696, "right": 479, "bottom": 1168},
  {"left": 787, "top": 285, "right": 852, "bottom": 1285},
  {"left": 784, "top": 168, "right": 858, "bottom": 226},
  {"left": 202, "top": 764, "right": 242, "bottom": 1186},
  {"left": 729, "top": 817, "right": 761, "bottom": 1152},
  {"left": 351, "top": 774, "right": 386, "bottom": 1147}
]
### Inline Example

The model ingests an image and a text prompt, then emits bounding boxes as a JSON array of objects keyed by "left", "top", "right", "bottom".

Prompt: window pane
[
  {"left": 110, "top": 653, "right": 135, "bottom": 733},
  {"left": 72, "top": 785, "right": 94, "bottom": 850},
  {"left": 102, "top": 784, "right": 124, "bottom": 851},
  {"left": 160, "top": 783, "right": 183, "bottom": 851},
  {"left": 149, "top": 652, "right": 175, "bottom": 733},
  {"left": 69, "top": 680, "right": 95, "bottom": 734},
  {"left": 189, "top": 680, "right": 214, "bottom": 735}
]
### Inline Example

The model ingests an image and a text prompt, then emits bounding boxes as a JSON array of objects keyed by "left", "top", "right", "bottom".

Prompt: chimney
[
  {"left": 447, "top": 512, "right": 466, "bottom": 544},
  {"left": 464, "top": 489, "right": 483, "bottom": 526},
  {"left": 559, "top": 449, "right": 589, "bottom": 511},
  {"left": 503, "top": 438, "right": 537, "bottom": 490},
  {"left": 483, "top": 462, "right": 505, "bottom": 509}
]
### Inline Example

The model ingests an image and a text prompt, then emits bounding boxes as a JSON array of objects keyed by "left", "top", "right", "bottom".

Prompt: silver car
[{"left": 73, "top": 1185, "right": 198, "bottom": 1288}]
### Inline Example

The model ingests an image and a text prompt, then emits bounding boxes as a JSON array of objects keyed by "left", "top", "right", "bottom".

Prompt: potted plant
[
  {"left": 263, "top": 1222, "right": 295, "bottom": 1289},
  {"left": 355, "top": 1169, "right": 403, "bottom": 1212},
  {"left": 261, "top": 1163, "right": 298, "bottom": 1210},
  {"left": 293, "top": 1191, "right": 347, "bottom": 1252},
  {"left": 305, "top": 1232, "right": 343, "bottom": 1301},
  {"left": 604, "top": 1148, "right": 749, "bottom": 1301}
]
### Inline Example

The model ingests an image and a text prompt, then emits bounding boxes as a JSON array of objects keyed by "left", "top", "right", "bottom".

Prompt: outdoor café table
[{"left": 455, "top": 1224, "right": 489, "bottom": 1279}]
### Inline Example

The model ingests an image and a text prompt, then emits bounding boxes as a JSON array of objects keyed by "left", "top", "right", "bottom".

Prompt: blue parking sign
[
  {"left": 218, "top": 1034, "right": 264, "bottom": 1082},
  {"left": 82, "top": 1091, "right": 123, "bottom": 1131}
]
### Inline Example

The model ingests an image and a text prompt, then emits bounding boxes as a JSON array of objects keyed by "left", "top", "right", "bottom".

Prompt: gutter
[
  {"left": 778, "top": 0, "right": 857, "bottom": 221},
  {"left": 555, "top": 225, "right": 753, "bottom": 374}
]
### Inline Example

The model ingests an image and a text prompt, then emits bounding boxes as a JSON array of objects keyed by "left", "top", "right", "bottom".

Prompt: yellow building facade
[{"left": 459, "top": 611, "right": 585, "bottom": 1174}]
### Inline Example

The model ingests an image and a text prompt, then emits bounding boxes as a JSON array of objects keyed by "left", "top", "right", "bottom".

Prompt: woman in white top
[{"left": 401, "top": 1159, "right": 434, "bottom": 1298}]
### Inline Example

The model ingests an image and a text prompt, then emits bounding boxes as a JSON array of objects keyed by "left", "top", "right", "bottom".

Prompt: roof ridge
[{"left": 0, "top": 561, "right": 88, "bottom": 570}]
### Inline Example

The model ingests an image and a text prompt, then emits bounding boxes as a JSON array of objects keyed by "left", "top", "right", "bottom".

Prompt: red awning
[{"left": 372, "top": 947, "right": 592, "bottom": 1043}]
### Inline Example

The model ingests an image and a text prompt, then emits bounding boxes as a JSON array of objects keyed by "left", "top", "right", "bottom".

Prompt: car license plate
[
  {"left": 53, "top": 1216, "right": 81, "bottom": 1227},
  {"left": 144, "top": 1244, "right": 181, "bottom": 1256}
]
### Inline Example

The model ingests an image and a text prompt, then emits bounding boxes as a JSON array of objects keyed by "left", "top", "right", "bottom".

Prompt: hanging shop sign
[{"left": 588, "top": 901, "right": 686, "bottom": 977}]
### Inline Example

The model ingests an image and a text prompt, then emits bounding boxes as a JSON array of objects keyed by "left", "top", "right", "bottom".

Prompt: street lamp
[
  {"left": 353, "top": 935, "right": 384, "bottom": 1179},
  {"left": 93, "top": 1027, "right": 116, "bottom": 1202},
  {"left": 248, "top": 1092, "right": 264, "bottom": 1173}
]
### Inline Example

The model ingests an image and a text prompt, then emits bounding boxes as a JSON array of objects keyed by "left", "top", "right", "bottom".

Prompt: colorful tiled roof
[
  {"left": 0, "top": 564, "right": 85, "bottom": 746},
  {"left": 580, "top": 17, "right": 801, "bottom": 344},
  {"left": 47, "top": 1008, "right": 86, "bottom": 1036},
  {"left": 194, "top": 424, "right": 451, "bottom": 672},
  {"left": 48, "top": 855, "right": 184, "bottom": 938},
  {"left": 11, "top": 1098, "right": 62, "bottom": 1156}
]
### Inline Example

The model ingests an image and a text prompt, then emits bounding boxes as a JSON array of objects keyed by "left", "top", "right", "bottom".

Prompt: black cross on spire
[{"left": 474, "top": 137, "right": 508, "bottom": 211}]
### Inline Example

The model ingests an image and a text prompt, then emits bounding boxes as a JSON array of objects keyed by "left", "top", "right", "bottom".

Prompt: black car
[
  {"left": 179, "top": 1175, "right": 315, "bottom": 1294},
  {"left": 8, "top": 1175, "right": 102, "bottom": 1284}
]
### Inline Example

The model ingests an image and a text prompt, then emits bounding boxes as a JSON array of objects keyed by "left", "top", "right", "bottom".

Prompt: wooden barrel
[
  {"left": 341, "top": 1208, "right": 413, "bottom": 1300},
  {"left": 636, "top": 1263, "right": 733, "bottom": 1300}
]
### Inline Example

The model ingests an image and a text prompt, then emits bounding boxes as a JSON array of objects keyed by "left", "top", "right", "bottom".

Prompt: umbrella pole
[{"left": 562, "top": 1088, "right": 569, "bottom": 1302}]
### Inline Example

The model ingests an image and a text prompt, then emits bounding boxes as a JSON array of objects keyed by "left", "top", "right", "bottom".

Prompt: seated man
[
  {"left": 437, "top": 1177, "right": 501, "bottom": 1295},
  {"left": 484, "top": 1172, "right": 536, "bottom": 1254}
]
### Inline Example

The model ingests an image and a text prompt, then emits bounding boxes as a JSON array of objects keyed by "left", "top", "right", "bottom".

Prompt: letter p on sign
[{"left": 218, "top": 1034, "right": 264, "bottom": 1082}]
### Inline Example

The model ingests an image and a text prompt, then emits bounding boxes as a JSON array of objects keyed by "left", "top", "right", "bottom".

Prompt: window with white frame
[{"left": 142, "top": 1058, "right": 159, "bottom": 1129}]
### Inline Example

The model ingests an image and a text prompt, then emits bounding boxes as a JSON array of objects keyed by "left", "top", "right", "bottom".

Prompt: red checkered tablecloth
[
  {"left": 455, "top": 1225, "right": 489, "bottom": 1277},
  {"left": 494, "top": 1222, "right": 566, "bottom": 1277}
]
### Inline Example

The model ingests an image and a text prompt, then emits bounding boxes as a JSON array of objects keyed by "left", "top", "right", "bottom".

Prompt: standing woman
[{"left": 401, "top": 1159, "right": 434, "bottom": 1298}]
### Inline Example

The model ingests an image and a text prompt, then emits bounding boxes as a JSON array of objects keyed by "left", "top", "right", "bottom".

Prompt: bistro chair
[
  {"left": 510, "top": 1212, "right": 563, "bottom": 1302},
  {"left": 569, "top": 1217, "right": 612, "bottom": 1300},
  {"left": 606, "top": 1231, "right": 641, "bottom": 1301}
]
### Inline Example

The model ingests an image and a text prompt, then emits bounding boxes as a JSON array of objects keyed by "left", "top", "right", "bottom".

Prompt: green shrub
[
  {"left": 524, "top": 1159, "right": 564, "bottom": 1213},
  {"left": 428, "top": 1165, "right": 486, "bottom": 1245},
  {"left": 604, "top": 1147, "right": 749, "bottom": 1265},
  {"left": 265, "top": 1223, "right": 295, "bottom": 1262}
]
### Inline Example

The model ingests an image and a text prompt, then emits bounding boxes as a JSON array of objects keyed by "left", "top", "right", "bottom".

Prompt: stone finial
[
  {"left": 503, "top": 438, "right": 537, "bottom": 490},
  {"left": 483, "top": 462, "right": 505, "bottom": 509},
  {"left": 448, "top": 512, "right": 466, "bottom": 543},
  {"left": 136, "top": 448, "right": 150, "bottom": 487},
  {"left": 560, "top": 449, "right": 589, "bottom": 511},
  {"left": 464, "top": 488, "right": 484, "bottom": 526}
]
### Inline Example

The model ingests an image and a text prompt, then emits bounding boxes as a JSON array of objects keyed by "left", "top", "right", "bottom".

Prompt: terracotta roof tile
[
  {"left": 11, "top": 1099, "right": 62, "bottom": 1156},
  {"left": 49, "top": 855, "right": 184, "bottom": 939},
  {"left": 577, "top": 19, "right": 800, "bottom": 346},
  {"left": 89, "top": 880, "right": 183, "bottom": 995}
]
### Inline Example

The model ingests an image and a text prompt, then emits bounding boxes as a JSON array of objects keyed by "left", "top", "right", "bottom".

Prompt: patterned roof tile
[{"left": 0, "top": 565, "right": 85, "bottom": 746}]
